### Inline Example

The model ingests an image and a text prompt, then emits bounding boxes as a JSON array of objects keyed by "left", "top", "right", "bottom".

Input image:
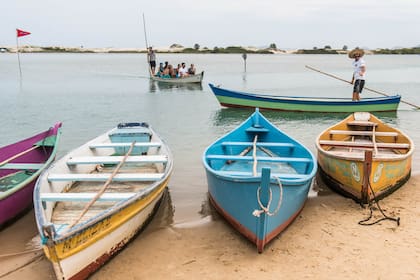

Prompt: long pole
[
  {"left": 305, "top": 65, "right": 420, "bottom": 110},
  {"left": 142, "top": 13, "right": 149, "bottom": 49},
  {"left": 16, "top": 36, "right": 22, "bottom": 78}
]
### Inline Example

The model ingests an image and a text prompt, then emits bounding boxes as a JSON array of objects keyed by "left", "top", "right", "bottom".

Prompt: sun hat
[{"left": 348, "top": 48, "right": 365, "bottom": 59}]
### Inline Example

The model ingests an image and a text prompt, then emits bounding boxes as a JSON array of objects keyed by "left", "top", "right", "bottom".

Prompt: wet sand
[{"left": 1, "top": 172, "right": 419, "bottom": 280}]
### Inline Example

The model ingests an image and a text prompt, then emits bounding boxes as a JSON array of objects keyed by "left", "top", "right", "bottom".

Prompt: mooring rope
[
  {"left": 358, "top": 177, "right": 400, "bottom": 226},
  {"left": 0, "top": 248, "right": 42, "bottom": 258},
  {"left": 253, "top": 177, "right": 283, "bottom": 217}
]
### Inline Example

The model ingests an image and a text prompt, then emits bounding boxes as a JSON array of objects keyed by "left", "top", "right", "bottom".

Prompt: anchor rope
[{"left": 358, "top": 177, "right": 400, "bottom": 226}]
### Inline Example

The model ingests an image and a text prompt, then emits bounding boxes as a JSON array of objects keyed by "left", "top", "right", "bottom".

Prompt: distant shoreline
[{"left": 1, "top": 45, "right": 419, "bottom": 55}]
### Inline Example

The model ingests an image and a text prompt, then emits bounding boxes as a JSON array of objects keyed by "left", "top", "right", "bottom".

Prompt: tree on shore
[{"left": 194, "top": 43, "right": 200, "bottom": 50}]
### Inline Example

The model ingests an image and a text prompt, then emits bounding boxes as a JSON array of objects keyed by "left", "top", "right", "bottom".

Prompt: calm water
[{"left": 0, "top": 53, "right": 419, "bottom": 225}]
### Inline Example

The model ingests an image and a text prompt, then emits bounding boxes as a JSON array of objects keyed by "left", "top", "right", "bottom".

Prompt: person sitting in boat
[
  {"left": 188, "top": 64, "right": 196, "bottom": 75},
  {"left": 155, "top": 62, "right": 164, "bottom": 77},
  {"left": 161, "top": 64, "right": 171, "bottom": 78},
  {"left": 178, "top": 62, "right": 189, "bottom": 77},
  {"left": 168, "top": 64, "right": 176, "bottom": 78}
]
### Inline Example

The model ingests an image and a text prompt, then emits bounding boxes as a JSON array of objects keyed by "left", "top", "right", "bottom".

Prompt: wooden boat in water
[
  {"left": 209, "top": 83, "right": 401, "bottom": 113},
  {"left": 34, "top": 122, "right": 173, "bottom": 279},
  {"left": 203, "top": 108, "right": 317, "bottom": 252},
  {"left": 316, "top": 112, "right": 414, "bottom": 204},
  {"left": 151, "top": 71, "right": 204, "bottom": 84},
  {"left": 0, "top": 123, "right": 62, "bottom": 228}
]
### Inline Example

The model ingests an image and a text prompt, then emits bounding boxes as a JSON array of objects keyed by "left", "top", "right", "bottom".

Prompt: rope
[
  {"left": 0, "top": 248, "right": 42, "bottom": 258},
  {"left": 358, "top": 177, "right": 400, "bottom": 226},
  {"left": 252, "top": 135, "right": 258, "bottom": 176},
  {"left": 66, "top": 141, "right": 136, "bottom": 230},
  {"left": 253, "top": 177, "right": 283, "bottom": 217}
]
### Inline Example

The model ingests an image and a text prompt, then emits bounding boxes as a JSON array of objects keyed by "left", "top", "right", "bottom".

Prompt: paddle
[
  {"left": 305, "top": 65, "right": 420, "bottom": 110},
  {"left": 0, "top": 135, "right": 56, "bottom": 167},
  {"left": 67, "top": 141, "right": 136, "bottom": 230}
]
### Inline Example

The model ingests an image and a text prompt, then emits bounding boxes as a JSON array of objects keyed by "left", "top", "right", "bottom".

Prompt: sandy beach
[{"left": 1, "top": 170, "right": 418, "bottom": 280}]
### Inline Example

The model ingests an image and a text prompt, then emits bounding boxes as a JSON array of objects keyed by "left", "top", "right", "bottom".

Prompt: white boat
[
  {"left": 150, "top": 71, "right": 204, "bottom": 84},
  {"left": 34, "top": 122, "right": 173, "bottom": 279}
]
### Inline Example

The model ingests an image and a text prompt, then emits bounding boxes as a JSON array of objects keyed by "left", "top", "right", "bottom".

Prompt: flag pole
[{"left": 16, "top": 32, "right": 22, "bottom": 78}]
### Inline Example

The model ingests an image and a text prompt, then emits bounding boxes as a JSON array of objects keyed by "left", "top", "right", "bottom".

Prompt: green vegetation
[
  {"left": 373, "top": 47, "right": 420, "bottom": 54},
  {"left": 296, "top": 48, "right": 338, "bottom": 54}
]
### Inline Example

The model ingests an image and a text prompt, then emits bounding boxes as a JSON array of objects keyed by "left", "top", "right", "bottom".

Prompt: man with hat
[{"left": 349, "top": 48, "right": 366, "bottom": 101}]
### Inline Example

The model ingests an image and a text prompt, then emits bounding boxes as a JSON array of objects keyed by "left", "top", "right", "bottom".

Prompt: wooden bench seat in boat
[
  {"left": 347, "top": 121, "right": 378, "bottom": 127},
  {"left": 221, "top": 142, "right": 295, "bottom": 148},
  {"left": 89, "top": 142, "right": 161, "bottom": 149},
  {"left": 206, "top": 155, "right": 311, "bottom": 163},
  {"left": 40, "top": 192, "right": 136, "bottom": 202},
  {"left": 214, "top": 170, "right": 308, "bottom": 179},
  {"left": 48, "top": 173, "right": 164, "bottom": 182},
  {"left": 329, "top": 130, "right": 399, "bottom": 137},
  {"left": 0, "top": 163, "right": 44, "bottom": 170},
  {"left": 67, "top": 155, "right": 167, "bottom": 165},
  {"left": 319, "top": 140, "right": 410, "bottom": 149}
]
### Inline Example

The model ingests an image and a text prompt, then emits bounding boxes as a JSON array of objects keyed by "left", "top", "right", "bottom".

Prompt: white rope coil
[{"left": 253, "top": 177, "right": 283, "bottom": 217}]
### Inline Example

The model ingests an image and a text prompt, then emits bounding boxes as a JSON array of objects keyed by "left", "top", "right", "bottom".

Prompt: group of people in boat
[
  {"left": 155, "top": 61, "right": 196, "bottom": 79},
  {"left": 147, "top": 47, "right": 196, "bottom": 79}
]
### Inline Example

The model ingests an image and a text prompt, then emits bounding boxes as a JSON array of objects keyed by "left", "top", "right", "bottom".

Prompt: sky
[{"left": 2, "top": 0, "right": 420, "bottom": 50}]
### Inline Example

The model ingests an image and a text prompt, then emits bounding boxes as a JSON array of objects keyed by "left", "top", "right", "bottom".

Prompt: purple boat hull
[{"left": 0, "top": 123, "right": 62, "bottom": 227}]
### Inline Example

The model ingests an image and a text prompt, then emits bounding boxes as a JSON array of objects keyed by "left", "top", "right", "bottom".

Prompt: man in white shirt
[
  {"left": 349, "top": 48, "right": 366, "bottom": 101},
  {"left": 178, "top": 62, "right": 189, "bottom": 77}
]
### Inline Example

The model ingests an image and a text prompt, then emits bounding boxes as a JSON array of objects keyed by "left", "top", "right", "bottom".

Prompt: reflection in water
[
  {"left": 211, "top": 108, "right": 398, "bottom": 127},
  {"left": 148, "top": 80, "right": 203, "bottom": 92},
  {"left": 147, "top": 187, "right": 175, "bottom": 230},
  {"left": 198, "top": 193, "right": 221, "bottom": 221}
]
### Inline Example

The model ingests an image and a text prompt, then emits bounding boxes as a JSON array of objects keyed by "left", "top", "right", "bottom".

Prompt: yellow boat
[
  {"left": 34, "top": 122, "right": 173, "bottom": 280},
  {"left": 316, "top": 112, "right": 414, "bottom": 204}
]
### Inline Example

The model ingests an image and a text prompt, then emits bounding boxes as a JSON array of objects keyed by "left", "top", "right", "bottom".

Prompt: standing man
[
  {"left": 147, "top": 47, "right": 156, "bottom": 75},
  {"left": 349, "top": 48, "right": 366, "bottom": 101}
]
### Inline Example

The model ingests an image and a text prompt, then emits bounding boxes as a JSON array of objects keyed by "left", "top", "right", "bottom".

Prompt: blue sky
[{"left": 2, "top": 0, "right": 420, "bottom": 49}]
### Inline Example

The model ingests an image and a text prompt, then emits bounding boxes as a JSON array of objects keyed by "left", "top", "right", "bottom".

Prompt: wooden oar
[
  {"left": 67, "top": 141, "right": 136, "bottom": 229},
  {"left": 0, "top": 145, "right": 39, "bottom": 167},
  {"left": 305, "top": 65, "right": 420, "bottom": 110}
]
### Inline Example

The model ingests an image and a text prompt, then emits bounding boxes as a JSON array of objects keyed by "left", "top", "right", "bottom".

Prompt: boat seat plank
[
  {"left": 214, "top": 170, "right": 307, "bottom": 179},
  {"left": 89, "top": 142, "right": 161, "bottom": 149},
  {"left": 0, "top": 163, "right": 44, "bottom": 170},
  {"left": 245, "top": 127, "right": 269, "bottom": 133},
  {"left": 206, "top": 155, "right": 311, "bottom": 163},
  {"left": 319, "top": 140, "right": 410, "bottom": 149},
  {"left": 221, "top": 142, "right": 295, "bottom": 148},
  {"left": 329, "top": 130, "right": 398, "bottom": 137},
  {"left": 67, "top": 155, "right": 167, "bottom": 165},
  {"left": 48, "top": 173, "right": 164, "bottom": 182},
  {"left": 347, "top": 121, "right": 378, "bottom": 127},
  {"left": 40, "top": 192, "right": 136, "bottom": 202}
]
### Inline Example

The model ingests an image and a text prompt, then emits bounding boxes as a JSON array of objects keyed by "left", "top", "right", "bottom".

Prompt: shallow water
[{"left": 0, "top": 52, "right": 419, "bottom": 256}]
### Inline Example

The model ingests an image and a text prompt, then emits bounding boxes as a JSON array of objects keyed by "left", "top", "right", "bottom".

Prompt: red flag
[{"left": 17, "top": 29, "right": 31, "bottom": 38}]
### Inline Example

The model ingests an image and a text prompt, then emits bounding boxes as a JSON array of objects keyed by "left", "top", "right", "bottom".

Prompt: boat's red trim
[{"left": 209, "top": 194, "right": 305, "bottom": 252}]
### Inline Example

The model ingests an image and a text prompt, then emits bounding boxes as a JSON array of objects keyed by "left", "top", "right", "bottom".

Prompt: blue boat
[
  {"left": 209, "top": 83, "right": 401, "bottom": 113},
  {"left": 202, "top": 108, "right": 317, "bottom": 252}
]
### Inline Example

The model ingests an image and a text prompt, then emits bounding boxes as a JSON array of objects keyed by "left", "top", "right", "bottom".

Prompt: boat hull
[
  {"left": 151, "top": 71, "right": 204, "bottom": 84},
  {"left": 206, "top": 171, "right": 311, "bottom": 252},
  {"left": 317, "top": 150, "right": 412, "bottom": 204},
  {"left": 34, "top": 122, "right": 173, "bottom": 279},
  {"left": 209, "top": 83, "right": 401, "bottom": 113},
  {"left": 203, "top": 109, "right": 317, "bottom": 252},
  {"left": 0, "top": 123, "right": 62, "bottom": 227},
  {"left": 45, "top": 183, "right": 168, "bottom": 280},
  {"left": 316, "top": 113, "right": 414, "bottom": 204}
]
